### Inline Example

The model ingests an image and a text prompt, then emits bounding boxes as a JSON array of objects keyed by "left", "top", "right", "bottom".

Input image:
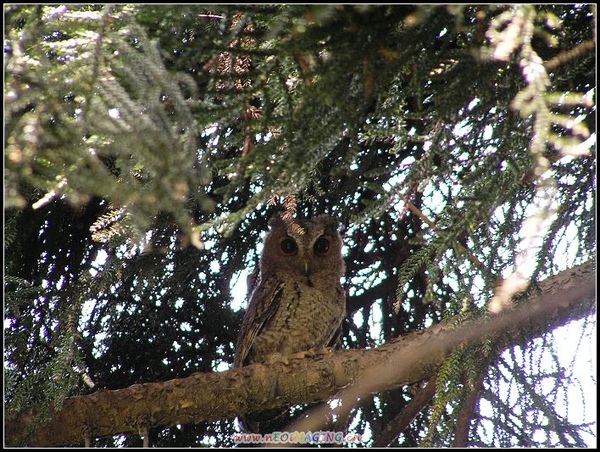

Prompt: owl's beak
[{"left": 304, "top": 260, "right": 310, "bottom": 276}]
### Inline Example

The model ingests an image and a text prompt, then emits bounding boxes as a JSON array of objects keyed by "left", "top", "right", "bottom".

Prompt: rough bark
[{"left": 5, "top": 261, "right": 595, "bottom": 446}]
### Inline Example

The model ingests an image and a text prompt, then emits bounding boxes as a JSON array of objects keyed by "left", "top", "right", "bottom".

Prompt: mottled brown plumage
[{"left": 233, "top": 214, "right": 346, "bottom": 433}]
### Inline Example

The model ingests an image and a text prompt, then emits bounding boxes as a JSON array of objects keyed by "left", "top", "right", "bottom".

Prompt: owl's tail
[{"left": 238, "top": 408, "right": 288, "bottom": 435}]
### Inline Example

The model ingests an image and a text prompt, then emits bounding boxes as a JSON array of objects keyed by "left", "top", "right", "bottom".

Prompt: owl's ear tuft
[
  {"left": 316, "top": 215, "right": 342, "bottom": 234},
  {"left": 268, "top": 214, "right": 286, "bottom": 229}
]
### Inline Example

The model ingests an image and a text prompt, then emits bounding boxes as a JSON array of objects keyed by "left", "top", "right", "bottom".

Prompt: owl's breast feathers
[{"left": 234, "top": 271, "right": 345, "bottom": 368}]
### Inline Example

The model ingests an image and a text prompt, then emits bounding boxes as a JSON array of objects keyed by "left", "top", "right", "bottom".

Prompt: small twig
[
  {"left": 404, "top": 197, "right": 436, "bottom": 229},
  {"left": 82, "top": 424, "right": 93, "bottom": 448},
  {"left": 544, "top": 39, "right": 595, "bottom": 71},
  {"left": 452, "top": 373, "right": 486, "bottom": 447},
  {"left": 140, "top": 426, "right": 150, "bottom": 448},
  {"left": 374, "top": 377, "right": 437, "bottom": 447}
]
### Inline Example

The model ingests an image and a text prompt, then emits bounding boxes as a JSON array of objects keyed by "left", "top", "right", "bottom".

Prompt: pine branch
[{"left": 5, "top": 262, "right": 594, "bottom": 446}]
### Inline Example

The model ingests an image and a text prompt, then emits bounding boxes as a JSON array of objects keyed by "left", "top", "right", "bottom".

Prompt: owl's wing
[
  {"left": 326, "top": 286, "right": 347, "bottom": 349},
  {"left": 233, "top": 274, "right": 284, "bottom": 368}
]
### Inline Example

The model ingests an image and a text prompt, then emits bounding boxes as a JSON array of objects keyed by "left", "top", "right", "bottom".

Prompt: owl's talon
[
  {"left": 289, "top": 347, "right": 333, "bottom": 361},
  {"left": 288, "top": 349, "right": 313, "bottom": 361},
  {"left": 315, "top": 346, "right": 334, "bottom": 357},
  {"left": 264, "top": 354, "right": 290, "bottom": 365}
]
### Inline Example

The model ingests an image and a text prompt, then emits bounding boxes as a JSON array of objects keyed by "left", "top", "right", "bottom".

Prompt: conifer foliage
[{"left": 4, "top": 5, "right": 596, "bottom": 447}]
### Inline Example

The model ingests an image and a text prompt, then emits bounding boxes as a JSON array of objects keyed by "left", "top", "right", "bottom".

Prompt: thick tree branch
[
  {"left": 5, "top": 262, "right": 595, "bottom": 446},
  {"left": 276, "top": 261, "right": 596, "bottom": 435}
]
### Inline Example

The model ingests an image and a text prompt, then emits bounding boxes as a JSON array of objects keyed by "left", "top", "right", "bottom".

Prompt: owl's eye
[
  {"left": 314, "top": 237, "right": 330, "bottom": 254},
  {"left": 280, "top": 238, "right": 298, "bottom": 255}
]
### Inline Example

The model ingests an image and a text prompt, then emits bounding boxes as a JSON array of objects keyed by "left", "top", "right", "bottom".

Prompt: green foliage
[
  {"left": 4, "top": 4, "right": 595, "bottom": 447},
  {"left": 5, "top": 5, "right": 211, "bottom": 242}
]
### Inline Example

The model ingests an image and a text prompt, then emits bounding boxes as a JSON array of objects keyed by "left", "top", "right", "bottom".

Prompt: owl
[{"left": 234, "top": 214, "right": 346, "bottom": 433}]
